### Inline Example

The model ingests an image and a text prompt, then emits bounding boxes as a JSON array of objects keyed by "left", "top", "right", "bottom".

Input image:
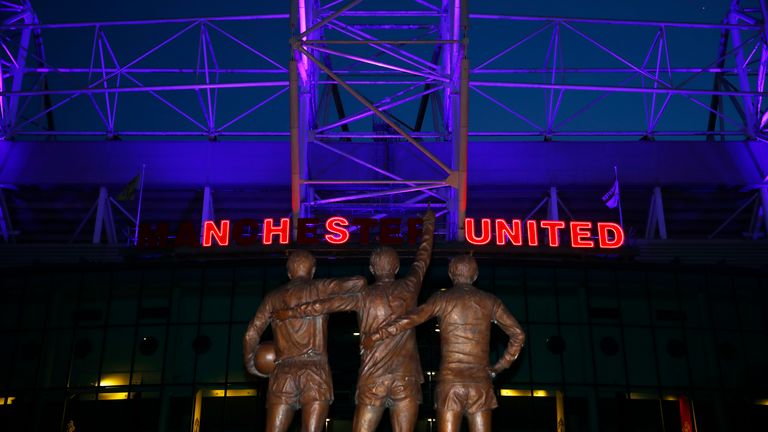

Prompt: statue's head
[
  {"left": 287, "top": 250, "right": 316, "bottom": 280},
  {"left": 448, "top": 254, "right": 478, "bottom": 285},
  {"left": 369, "top": 246, "right": 399, "bottom": 280}
]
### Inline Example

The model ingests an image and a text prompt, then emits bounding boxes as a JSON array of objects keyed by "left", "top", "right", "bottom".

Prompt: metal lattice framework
[{"left": 2, "top": 0, "right": 768, "bottom": 240}]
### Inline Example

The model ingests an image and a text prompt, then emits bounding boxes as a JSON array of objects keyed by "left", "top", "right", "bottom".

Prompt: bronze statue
[
  {"left": 274, "top": 211, "right": 435, "bottom": 432},
  {"left": 362, "top": 254, "right": 525, "bottom": 432},
  {"left": 243, "top": 250, "right": 366, "bottom": 432}
]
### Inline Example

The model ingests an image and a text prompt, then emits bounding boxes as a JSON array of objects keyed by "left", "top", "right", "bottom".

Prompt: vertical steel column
[
  {"left": 92, "top": 186, "right": 116, "bottom": 244},
  {"left": 760, "top": 186, "right": 768, "bottom": 236},
  {"left": 0, "top": 188, "right": 14, "bottom": 242},
  {"left": 201, "top": 186, "right": 215, "bottom": 226},
  {"left": 645, "top": 186, "right": 668, "bottom": 240},
  {"left": 290, "top": 0, "right": 316, "bottom": 236},
  {"left": 548, "top": 186, "right": 559, "bottom": 220},
  {"left": 290, "top": 2, "right": 301, "bottom": 232},
  {"left": 446, "top": 0, "right": 469, "bottom": 240},
  {"left": 1, "top": 1, "right": 35, "bottom": 138},
  {"left": 727, "top": 0, "right": 758, "bottom": 136}
]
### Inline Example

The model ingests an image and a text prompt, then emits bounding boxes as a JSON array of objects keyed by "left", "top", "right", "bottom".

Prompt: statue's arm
[
  {"left": 275, "top": 293, "right": 362, "bottom": 320},
  {"left": 314, "top": 275, "right": 367, "bottom": 298},
  {"left": 403, "top": 210, "right": 435, "bottom": 295},
  {"left": 243, "top": 296, "right": 273, "bottom": 377},
  {"left": 490, "top": 299, "right": 526, "bottom": 374},
  {"left": 365, "top": 293, "right": 440, "bottom": 347}
]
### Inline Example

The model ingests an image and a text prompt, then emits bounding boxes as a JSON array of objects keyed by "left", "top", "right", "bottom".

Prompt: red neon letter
[
  {"left": 263, "top": 218, "right": 290, "bottom": 245},
  {"left": 540, "top": 220, "right": 566, "bottom": 247},
  {"left": 569, "top": 221, "right": 594, "bottom": 248},
  {"left": 325, "top": 217, "right": 350, "bottom": 244},
  {"left": 598, "top": 222, "right": 624, "bottom": 248},
  {"left": 353, "top": 218, "right": 378, "bottom": 244},
  {"left": 203, "top": 220, "right": 230, "bottom": 247},
  {"left": 495, "top": 219, "right": 523, "bottom": 246},
  {"left": 297, "top": 218, "right": 320, "bottom": 245},
  {"left": 526, "top": 220, "right": 539, "bottom": 246},
  {"left": 380, "top": 218, "right": 403, "bottom": 245},
  {"left": 465, "top": 218, "right": 492, "bottom": 245}
]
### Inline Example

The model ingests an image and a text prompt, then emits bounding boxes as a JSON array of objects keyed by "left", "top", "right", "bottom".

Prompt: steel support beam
[
  {"left": 92, "top": 186, "right": 116, "bottom": 244},
  {"left": 645, "top": 186, "right": 668, "bottom": 240},
  {"left": 0, "top": 188, "right": 14, "bottom": 242},
  {"left": 1, "top": 1, "right": 36, "bottom": 138}
]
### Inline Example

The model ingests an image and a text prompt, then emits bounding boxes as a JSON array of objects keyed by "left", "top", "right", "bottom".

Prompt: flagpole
[
  {"left": 132, "top": 163, "right": 146, "bottom": 246},
  {"left": 614, "top": 165, "right": 624, "bottom": 229}
]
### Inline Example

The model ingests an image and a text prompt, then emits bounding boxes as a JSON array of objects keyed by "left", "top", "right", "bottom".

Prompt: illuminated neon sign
[{"left": 138, "top": 217, "right": 624, "bottom": 249}]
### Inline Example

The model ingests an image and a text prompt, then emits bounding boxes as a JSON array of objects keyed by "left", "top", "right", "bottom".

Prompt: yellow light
[
  {"left": 663, "top": 395, "right": 679, "bottom": 401},
  {"left": 629, "top": 392, "right": 658, "bottom": 400},
  {"left": 98, "top": 392, "right": 128, "bottom": 400},
  {"left": 756, "top": 399, "right": 768, "bottom": 406},
  {"left": 0, "top": 396, "right": 15, "bottom": 406},
  {"left": 500, "top": 389, "right": 553, "bottom": 397},
  {"left": 99, "top": 373, "right": 130, "bottom": 387},
  {"left": 204, "top": 389, "right": 257, "bottom": 397}
]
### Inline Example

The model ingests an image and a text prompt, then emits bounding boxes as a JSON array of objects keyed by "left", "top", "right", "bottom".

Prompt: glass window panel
[
  {"left": 36, "top": 330, "right": 71, "bottom": 388},
  {"left": 618, "top": 272, "right": 650, "bottom": 326},
  {"left": 557, "top": 268, "right": 587, "bottom": 323},
  {"left": 110, "top": 271, "right": 139, "bottom": 325},
  {"left": 528, "top": 324, "right": 563, "bottom": 384},
  {"left": 560, "top": 324, "right": 592, "bottom": 384},
  {"left": 715, "top": 331, "right": 746, "bottom": 388},
  {"left": 648, "top": 272, "right": 679, "bottom": 328},
  {"left": 202, "top": 268, "right": 232, "bottom": 323},
  {"left": 165, "top": 324, "right": 196, "bottom": 384},
  {"left": 232, "top": 267, "right": 264, "bottom": 322},
  {"left": 686, "top": 329, "right": 719, "bottom": 387},
  {"left": 227, "top": 322, "right": 250, "bottom": 384},
  {"left": 101, "top": 327, "right": 134, "bottom": 377},
  {"left": 1, "top": 278, "right": 24, "bottom": 329},
  {"left": 195, "top": 324, "right": 229, "bottom": 384},
  {"left": 678, "top": 273, "right": 710, "bottom": 329},
  {"left": 623, "top": 327, "right": 658, "bottom": 386},
  {"left": 173, "top": 269, "right": 202, "bottom": 323},
  {"left": 68, "top": 329, "right": 104, "bottom": 388},
  {"left": 654, "top": 328, "right": 689, "bottom": 387},
  {"left": 133, "top": 326, "right": 165, "bottom": 385},
  {"left": 527, "top": 268, "right": 557, "bottom": 323},
  {"left": 733, "top": 276, "right": 762, "bottom": 331},
  {"left": 21, "top": 275, "right": 50, "bottom": 329},
  {"left": 592, "top": 326, "right": 625, "bottom": 386},
  {"left": 494, "top": 266, "right": 526, "bottom": 322},
  {"left": 11, "top": 331, "right": 44, "bottom": 389},
  {"left": 708, "top": 274, "right": 739, "bottom": 330}
]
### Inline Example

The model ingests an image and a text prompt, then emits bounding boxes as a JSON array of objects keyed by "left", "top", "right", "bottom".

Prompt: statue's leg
[
  {"left": 266, "top": 403, "right": 295, "bottom": 432},
  {"left": 352, "top": 404, "right": 385, "bottom": 432},
  {"left": 301, "top": 401, "right": 330, "bottom": 432},
  {"left": 467, "top": 410, "right": 492, "bottom": 432},
  {"left": 437, "top": 409, "right": 462, "bottom": 432},
  {"left": 390, "top": 399, "right": 419, "bottom": 432}
]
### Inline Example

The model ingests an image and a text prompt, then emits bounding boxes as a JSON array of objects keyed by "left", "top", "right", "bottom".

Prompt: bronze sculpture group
[{"left": 244, "top": 211, "right": 526, "bottom": 432}]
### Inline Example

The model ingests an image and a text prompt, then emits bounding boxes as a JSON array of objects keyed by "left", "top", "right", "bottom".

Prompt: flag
[
  {"left": 116, "top": 174, "right": 140, "bottom": 201},
  {"left": 602, "top": 172, "right": 620, "bottom": 209}
]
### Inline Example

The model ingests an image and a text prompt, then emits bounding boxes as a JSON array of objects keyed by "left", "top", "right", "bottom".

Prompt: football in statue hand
[{"left": 254, "top": 341, "right": 277, "bottom": 376}]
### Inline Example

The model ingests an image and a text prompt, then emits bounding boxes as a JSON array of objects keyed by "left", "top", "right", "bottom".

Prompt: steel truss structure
[{"left": 2, "top": 0, "right": 768, "bottom": 240}]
